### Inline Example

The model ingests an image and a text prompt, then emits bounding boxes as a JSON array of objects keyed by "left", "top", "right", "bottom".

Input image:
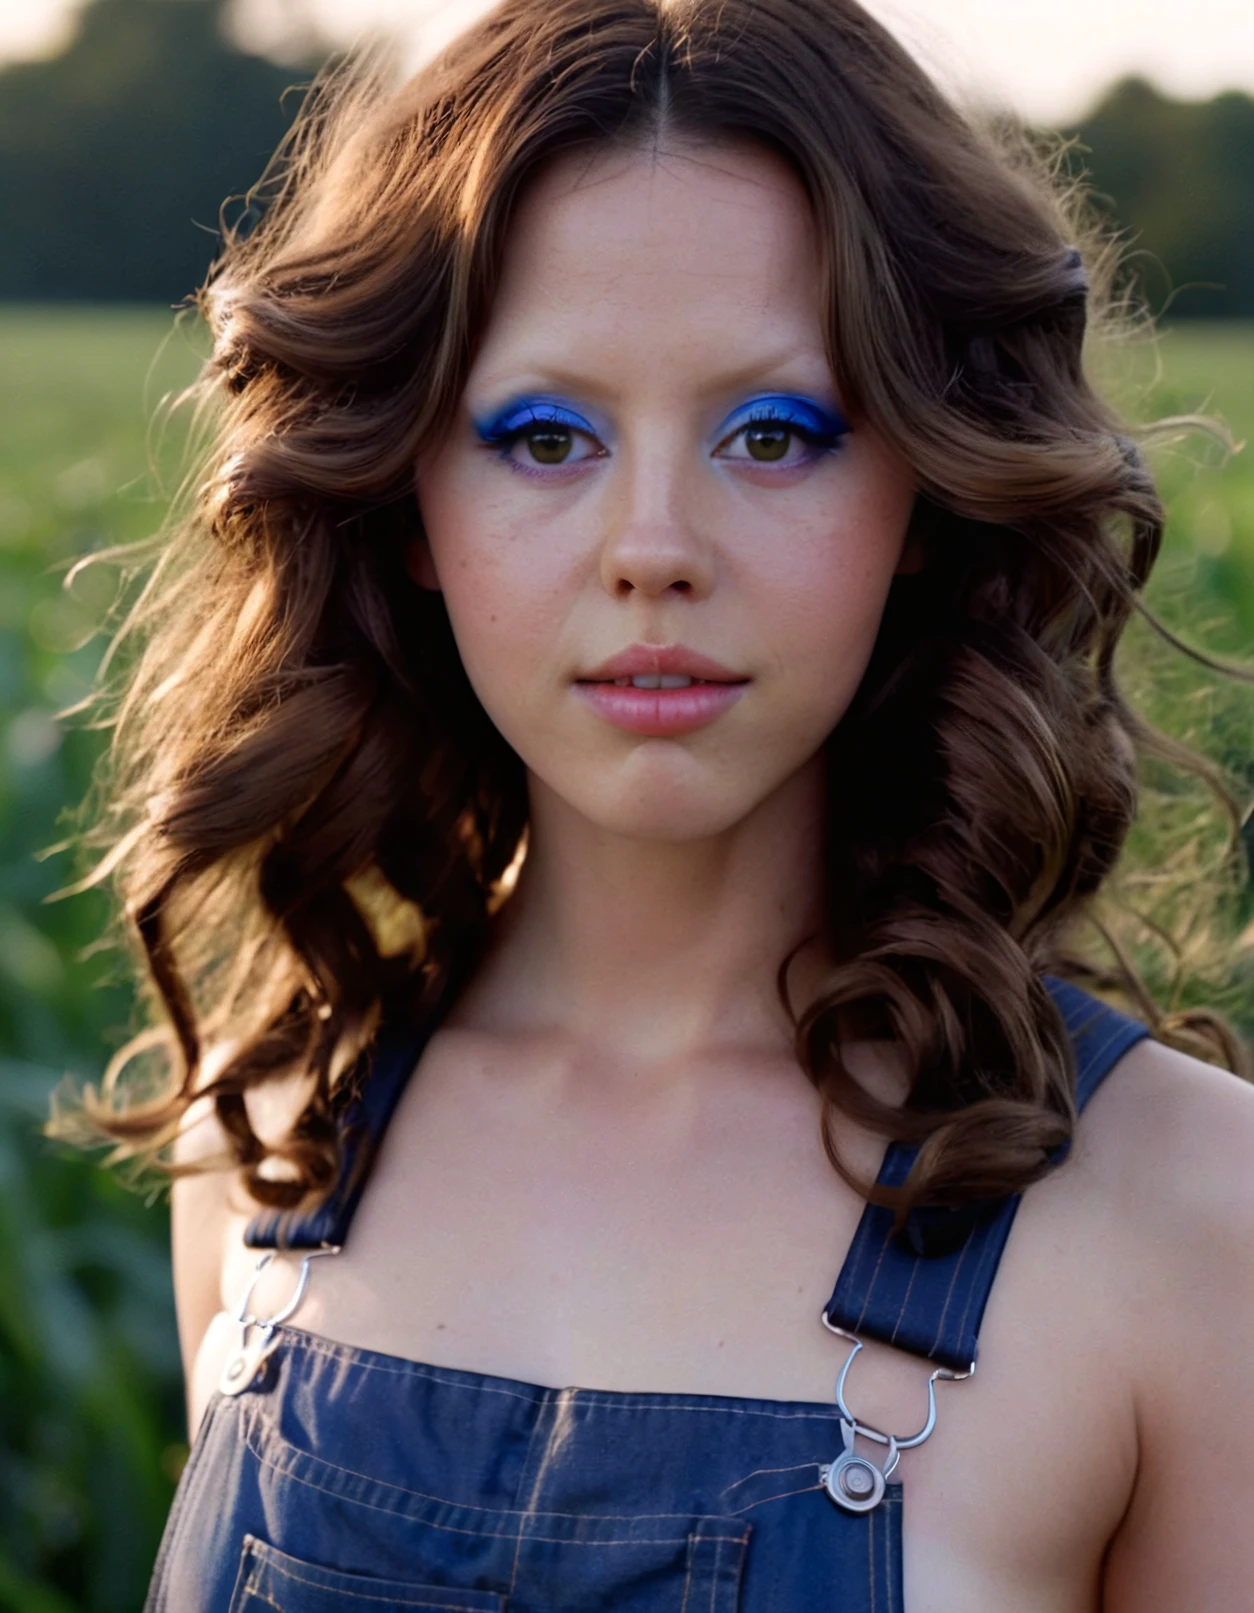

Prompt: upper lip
[{"left": 579, "top": 643, "right": 747, "bottom": 683}]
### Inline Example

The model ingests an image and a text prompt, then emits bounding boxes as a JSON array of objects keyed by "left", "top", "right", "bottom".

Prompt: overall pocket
[{"left": 227, "top": 1535, "right": 506, "bottom": 1613}]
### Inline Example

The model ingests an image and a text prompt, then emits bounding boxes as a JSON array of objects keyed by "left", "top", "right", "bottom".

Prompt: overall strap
[
  {"left": 243, "top": 994, "right": 451, "bottom": 1252},
  {"left": 822, "top": 975, "right": 1151, "bottom": 1373}
]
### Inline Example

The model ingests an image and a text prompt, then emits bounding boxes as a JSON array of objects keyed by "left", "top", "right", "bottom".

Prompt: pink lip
[
  {"left": 581, "top": 643, "right": 745, "bottom": 683},
  {"left": 575, "top": 642, "right": 749, "bottom": 737}
]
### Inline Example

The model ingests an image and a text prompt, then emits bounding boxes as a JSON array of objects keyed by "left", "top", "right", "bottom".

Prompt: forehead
[{"left": 472, "top": 140, "right": 829, "bottom": 386}]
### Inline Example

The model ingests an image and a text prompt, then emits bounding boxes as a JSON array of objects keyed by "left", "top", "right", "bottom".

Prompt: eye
[
  {"left": 713, "top": 397, "right": 850, "bottom": 467},
  {"left": 514, "top": 421, "right": 598, "bottom": 466},
  {"left": 476, "top": 401, "right": 606, "bottom": 475},
  {"left": 732, "top": 419, "right": 797, "bottom": 463}
]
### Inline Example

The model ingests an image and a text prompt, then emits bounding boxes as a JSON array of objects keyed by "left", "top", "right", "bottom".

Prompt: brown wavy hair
[{"left": 49, "top": 0, "right": 1252, "bottom": 1219}]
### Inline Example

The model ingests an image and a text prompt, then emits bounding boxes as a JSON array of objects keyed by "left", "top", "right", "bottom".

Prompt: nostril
[{"left": 607, "top": 571, "right": 699, "bottom": 599}]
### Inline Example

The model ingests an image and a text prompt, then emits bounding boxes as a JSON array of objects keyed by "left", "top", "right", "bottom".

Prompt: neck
[{"left": 463, "top": 757, "right": 832, "bottom": 1065}]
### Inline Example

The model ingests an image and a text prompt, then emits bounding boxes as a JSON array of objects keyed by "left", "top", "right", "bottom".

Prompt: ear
[{"left": 403, "top": 532, "right": 442, "bottom": 592}]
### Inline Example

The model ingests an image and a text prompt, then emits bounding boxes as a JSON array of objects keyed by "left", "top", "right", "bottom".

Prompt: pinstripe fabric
[
  {"left": 822, "top": 976, "right": 1150, "bottom": 1371},
  {"left": 244, "top": 1003, "right": 451, "bottom": 1253}
]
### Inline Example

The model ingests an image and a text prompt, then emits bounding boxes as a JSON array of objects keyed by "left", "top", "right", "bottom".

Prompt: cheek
[
  {"left": 418, "top": 465, "right": 569, "bottom": 708},
  {"left": 744, "top": 479, "right": 913, "bottom": 698}
]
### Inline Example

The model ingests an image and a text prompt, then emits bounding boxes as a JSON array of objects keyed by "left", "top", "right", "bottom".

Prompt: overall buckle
[
  {"left": 818, "top": 1315, "right": 974, "bottom": 1514},
  {"left": 219, "top": 1244, "right": 342, "bottom": 1397}
]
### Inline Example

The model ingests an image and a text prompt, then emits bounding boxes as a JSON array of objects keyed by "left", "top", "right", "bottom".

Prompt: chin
[
  {"left": 540, "top": 756, "right": 786, "bottom": 844},
  {"left": 594, "top": 800, "right": 753, "bottom": 844}
]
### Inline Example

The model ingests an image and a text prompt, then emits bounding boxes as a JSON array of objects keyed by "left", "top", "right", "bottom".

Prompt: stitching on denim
[
  {"left": 243, "top": 1407, "right": 740, "bottom": 1532},
  {"left": 678, "top": 1530, "right": 694, "bottom": 1613},
  {"left": 505, "top": 1393, "right": 548, "bottom": 1599},
  {"left": 239, "top": 1577, "right": 283, "bottom": 1611},
  {"left": 718, "top": 1462, "right": 816, "bottom": 1498},
  {"left": 1076, "top": 1022, "right": 1119, "bottom": 1085},
  {"left": 508, "top": 1389, "right": 576, "bottom": 1599},
  {"left": 868, "top": 1495, "right": 876, "bottom": 1613},
  {"left": 249, "top": 1433, "right": 731, "bottom": 1546},
  {"left": 942, "top": 1213, "right": 990, "bottom": 1361},
  {"left": 884, "top": 1482, "right": 898, "bottom": 1612},
  {"left": 949, "top": 1205, "right": 1007, "bottom": 1360},
  {"left": 278, "top": 1332, "right": 546, "bottom": 1404},
  {"left": 927, "top": 1225, "right": 971, "bottom": 1357},
  {"left": 828, "top": 1184, "right": 888, "bottom": 1328},
  {"left": 940, "top": 1020, "right": 1145, "bottom": 1362},
  {"left": 523, "top": 1389, "right": 577, "bottom": 1514},
  {"left": 1078, "top": 1025, "right": 1139, "bottom": 1098},
  {"left": 852, "top": 1225, "right": 893, "bottom": 1334},
  {"left": 707, "top": 1530, "right": 722, "bottom": 1613},
  {"left": 251, "top": 1552, "right": 497, "bottom": 1609},
  {"left": 725, "top": 1478, "right": 823, "bottom": 1515},
  {"left": 276, "top": 1328, "right": 841, "bottom": 1419},
  {"left": 1071, "top": 1012, "right": 1123, "bottom": 1077},
  {"left": 252, "top": 1431, "right": 745, "bottom": 1554},
  {"left": 887, "top": 1254, "right": 921, "bottom": 1349},
  {"left": 927, "top": 1021, "right": 1144, "bottom": 1365},
  {"left": 561, "top": 1396, "right": 836, "bottom": 1419}
]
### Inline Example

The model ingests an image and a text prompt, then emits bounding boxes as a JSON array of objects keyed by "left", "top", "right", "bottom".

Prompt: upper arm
[
  {"left": 1097, "top": 1038, "right": 1254, "bottom": 1610},
  {"left": 169, "top": 1055, "right": 317, "bottom": 1439},
  {"left": 169, "top": 1093, "right": 243, "bottom": 1438}
]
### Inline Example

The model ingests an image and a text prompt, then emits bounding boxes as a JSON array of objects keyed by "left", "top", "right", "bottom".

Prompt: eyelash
[
  {"left": 729, "top": 405, "right": 847, "bottom": 462},
  {"left": 480, "top": 405, "right": 847, "bottom": 478}
]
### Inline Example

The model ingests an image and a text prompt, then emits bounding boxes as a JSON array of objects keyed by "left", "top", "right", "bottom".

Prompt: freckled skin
[{"left": 410, "top": 140, "right": 921, "bottom": 845}]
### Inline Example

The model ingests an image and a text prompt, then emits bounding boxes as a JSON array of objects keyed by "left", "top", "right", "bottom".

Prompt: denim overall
[{"left": 144, "top": 976, "right": 1149, "bottom": 1612}]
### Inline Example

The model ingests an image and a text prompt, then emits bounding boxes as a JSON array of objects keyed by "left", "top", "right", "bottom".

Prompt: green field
[
  {"left": 1094, "top": 320, "right": 1254, "bottom": 648},
  {"left": 0, "top": 310, "right": 1250, "bottom": 1610}
]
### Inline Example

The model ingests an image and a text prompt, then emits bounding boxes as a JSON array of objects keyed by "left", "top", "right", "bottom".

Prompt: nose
[{"left": 598, "top": 430, "right": 715, "bottom": 601}]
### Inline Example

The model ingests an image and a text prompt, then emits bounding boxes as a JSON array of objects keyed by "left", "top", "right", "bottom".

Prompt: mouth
[
  {"left": 594, "top": 672, "right": 737, "bottom": 690},
  {"left": 577, "top": 643, "right": 748, "bottom": 686},
  {"left": 574, "top": 644, "right": 749, "bottom": 737}
]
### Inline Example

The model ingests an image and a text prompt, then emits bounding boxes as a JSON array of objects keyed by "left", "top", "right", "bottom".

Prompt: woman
[{"left": 57, "top": 0, "right": 1253, "bottom": 1608}]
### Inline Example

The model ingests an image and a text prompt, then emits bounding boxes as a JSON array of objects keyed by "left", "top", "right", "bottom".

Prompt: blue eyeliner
[
  {"left": 473, "top": 395, "right": 599, "bottom": 444},
  {"left": 715, "top": 392, "right": 850, "bottom": 446},
  {"left": 472, "top": 388, "right": 850, "bottom": 474}
]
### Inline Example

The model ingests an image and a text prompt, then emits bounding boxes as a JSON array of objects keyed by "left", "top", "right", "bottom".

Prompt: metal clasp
[
  {"left": 818, "top": 1313, "right": 974, "bottom": 1513},
  {"left": 219, "top": 1244, "right": 341, "bottom": 1397}
]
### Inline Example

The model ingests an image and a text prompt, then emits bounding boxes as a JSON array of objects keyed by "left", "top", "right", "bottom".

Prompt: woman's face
[{"left": 412, "top": 139, "right": 918, "bottom": 843}]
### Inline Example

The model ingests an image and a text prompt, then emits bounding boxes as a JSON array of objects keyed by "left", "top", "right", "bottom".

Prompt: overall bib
[{"left": 143, "top": 975, "right": 1149, "bottom": 1612}]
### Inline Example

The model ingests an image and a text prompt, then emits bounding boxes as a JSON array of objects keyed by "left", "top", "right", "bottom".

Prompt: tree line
[{"left": 0, "top": 0, "right": 1250, "bottom": 310}]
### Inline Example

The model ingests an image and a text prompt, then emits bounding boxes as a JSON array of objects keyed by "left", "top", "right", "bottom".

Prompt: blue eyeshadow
[
  {"left": 471, "top": 389, "right": 850, "bottom": 455},
  {"left": 717, "top": 393, "right": 850, "bottom": 440},
  {"left": 473, "top": 395, "right": 598, "bottom": 443}
]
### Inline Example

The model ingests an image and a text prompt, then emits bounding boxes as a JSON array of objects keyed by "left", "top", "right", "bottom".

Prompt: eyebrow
[{"left": 471, "top": 349, "right": 839, "bottom": 403}]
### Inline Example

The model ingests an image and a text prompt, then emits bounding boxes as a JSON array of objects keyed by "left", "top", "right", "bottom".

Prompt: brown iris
[
  {"left": 526, "top": 426, "right": 574, "bottom": 464},
  {"left": 744, "top": 423, "right": 790, "bottom": 461}
]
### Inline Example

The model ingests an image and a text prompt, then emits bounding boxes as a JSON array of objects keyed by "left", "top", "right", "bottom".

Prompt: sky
[{"left": 0, "top": 0, "right": 1251, "bottom": 123}]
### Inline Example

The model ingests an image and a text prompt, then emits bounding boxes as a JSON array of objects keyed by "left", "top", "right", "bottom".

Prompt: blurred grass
[
  {"left": 0, "top": 308, "right": 202, "bottom": 1613},
  {"left": 1089, "top": 323, "right": 1254, "bottom": 1027},
  {"left": 0, "top": 309, "right": 1250, "bottom": 1609},
  {"left": 1094, "top": 319, "right": 1254, "bottom": 646}
]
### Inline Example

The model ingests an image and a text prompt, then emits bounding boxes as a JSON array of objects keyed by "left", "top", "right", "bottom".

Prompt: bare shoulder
[
  {"left": 1073, "top": 1033, "right": 1254, "bottom": 1610},
  {"left": 1068, "top": 1032, "right": 1254, "bottom": 1332},
  {"left": 1075, "top": 1031, "right": 1254, "bottom": 1255}
]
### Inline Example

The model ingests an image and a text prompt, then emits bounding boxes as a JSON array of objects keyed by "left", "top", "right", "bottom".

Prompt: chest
[{"left": 211, "top": 1035, "right": 1140, "bottom": 1611}]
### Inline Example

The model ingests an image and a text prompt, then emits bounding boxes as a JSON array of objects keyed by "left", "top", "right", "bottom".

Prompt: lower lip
[{"left": 575, "top": 681, "right": 748, "bottom": 737}]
